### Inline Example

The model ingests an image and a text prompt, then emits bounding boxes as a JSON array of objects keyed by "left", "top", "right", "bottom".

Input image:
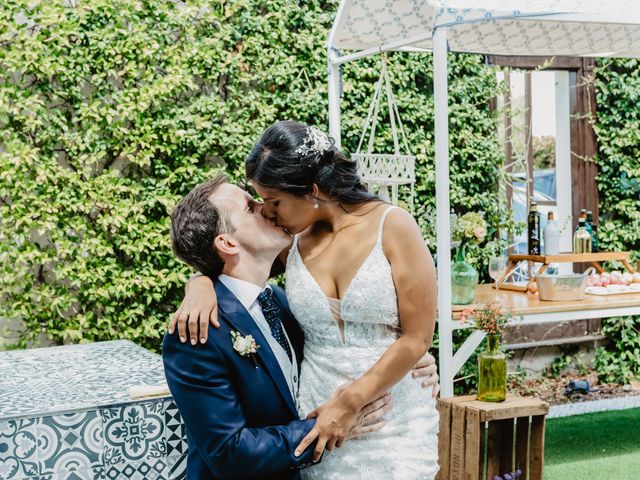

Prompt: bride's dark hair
[{"left": 245, "top": 120, "right": 378, "bottom": 204}]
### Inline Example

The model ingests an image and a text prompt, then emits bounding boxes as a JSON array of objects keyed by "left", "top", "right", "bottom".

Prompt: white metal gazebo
[{"left": 326, "top": 0, "right": 640, "bottom": 397}]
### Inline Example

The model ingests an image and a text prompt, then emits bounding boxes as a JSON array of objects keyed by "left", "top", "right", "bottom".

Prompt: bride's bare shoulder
[
  {"left": 380, "top": 206, "right": 426, "bottom": 252},
  {"left": 382, "top": 205, "right": 417, "bottom": 229}
]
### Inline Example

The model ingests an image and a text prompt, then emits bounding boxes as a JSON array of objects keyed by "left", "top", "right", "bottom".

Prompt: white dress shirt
[{"left": 219, "top": 274, "right": 299, "bottom": 406}]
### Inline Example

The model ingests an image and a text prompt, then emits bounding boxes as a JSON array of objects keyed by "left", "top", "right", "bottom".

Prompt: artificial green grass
[{"left": 544, "top": 407, "right": 640, "bottom": 480}]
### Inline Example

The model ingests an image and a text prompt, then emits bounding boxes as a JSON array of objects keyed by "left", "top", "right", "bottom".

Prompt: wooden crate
[{"left": 437, "top": 395, "right": 549, "bottom": 480}]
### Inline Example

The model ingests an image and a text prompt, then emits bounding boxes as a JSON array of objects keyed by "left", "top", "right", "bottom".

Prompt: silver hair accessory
[{"left": 294, "top": 126, "right": 331, "bottom": 157}]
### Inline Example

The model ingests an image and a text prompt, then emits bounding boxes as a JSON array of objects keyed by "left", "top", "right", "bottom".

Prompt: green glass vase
[
  {"left": 477, "top": 334, "right": 507, "bottom": 402},
  {"left": 451, "top": 246, "right": 478, "bottom": 305}
]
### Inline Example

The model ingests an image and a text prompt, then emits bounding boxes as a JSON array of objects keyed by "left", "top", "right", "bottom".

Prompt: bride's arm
[
  {"left": 343, "top": 208, "right": 437, "bottom": 402},
  {"left": 168, "top": 245, "right": 292, "bottom": 344},
  {"left": 295, "top": 208, "right": 436, "bottom": 461}
]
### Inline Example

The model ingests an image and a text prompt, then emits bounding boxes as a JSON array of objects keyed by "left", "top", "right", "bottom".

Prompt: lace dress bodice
[{"left": 285, "top": 206, "right": 439, "bottom": 480}]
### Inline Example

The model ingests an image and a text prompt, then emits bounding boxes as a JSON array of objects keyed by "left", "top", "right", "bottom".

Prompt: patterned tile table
[{"left": 0, "top": 340, "right": 187, "bottom": 480}]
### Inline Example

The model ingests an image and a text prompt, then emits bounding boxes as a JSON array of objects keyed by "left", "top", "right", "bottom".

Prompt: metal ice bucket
[{"left": 536, "top": 267, "right": 595, "bottom": 301}]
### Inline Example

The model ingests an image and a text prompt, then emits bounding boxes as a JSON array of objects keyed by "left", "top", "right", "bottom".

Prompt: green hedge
[
  {"left": 0, "top": 0, "right": 504, "bottom": 356},
  {"left": 592, "top": 59, "right": 640, "bottom": 383}
]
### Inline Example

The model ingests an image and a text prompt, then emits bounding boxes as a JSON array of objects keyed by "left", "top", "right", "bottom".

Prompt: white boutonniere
[{"left": 230, "top": 331, "right": 260, "bottom": 367}]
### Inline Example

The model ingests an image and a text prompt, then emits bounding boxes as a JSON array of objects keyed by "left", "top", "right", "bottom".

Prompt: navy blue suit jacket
[{"left": 163, "top": 281, "right": 317, "bottom": 479}]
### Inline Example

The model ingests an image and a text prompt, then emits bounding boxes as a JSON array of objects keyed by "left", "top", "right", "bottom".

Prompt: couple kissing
[{"left": 163, "top": 120, "right": 440, "bottom": 479}]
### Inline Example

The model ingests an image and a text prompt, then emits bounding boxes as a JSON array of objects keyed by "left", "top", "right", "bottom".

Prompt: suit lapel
[{"left": 215, "top": 282, "right": 298, "bottom": 416}]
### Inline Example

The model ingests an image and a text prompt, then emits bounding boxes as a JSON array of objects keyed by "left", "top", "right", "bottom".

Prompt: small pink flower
[{"left": 460, "top": 307, "right": 475, "bottom": 322}]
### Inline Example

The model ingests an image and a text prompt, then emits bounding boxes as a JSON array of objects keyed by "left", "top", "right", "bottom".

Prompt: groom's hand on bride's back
[
  {"left": 347, "top": 393, "right": 392, "bottom": 439},
  {"left": 410, "top": 352, "right": 440, "bottom": 398}
]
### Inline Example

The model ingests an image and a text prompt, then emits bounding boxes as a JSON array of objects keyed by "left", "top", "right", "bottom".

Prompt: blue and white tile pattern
[{"left": 0, "top": 341, "right": 187, "bottom": 480}]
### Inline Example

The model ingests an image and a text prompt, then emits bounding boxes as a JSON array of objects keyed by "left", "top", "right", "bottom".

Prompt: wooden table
[
  {"left": 443, "top": 284, "right": 640, "bottom": 393},
  {"left": 452, "top": 283, "right": 640, "bottom": 323}
]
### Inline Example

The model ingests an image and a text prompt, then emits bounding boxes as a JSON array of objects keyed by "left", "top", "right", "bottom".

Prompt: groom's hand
[
  {"left": 410, "top": 352, "right": 440, "bottom": 397},
  {"left": 347, "top": 393, "right": 392, "bottom": 439}
]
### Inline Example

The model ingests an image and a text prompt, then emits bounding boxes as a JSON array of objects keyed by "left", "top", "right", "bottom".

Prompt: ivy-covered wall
[
  {"left": 592, "top": 59, "right": 640, "bottom": 383},
  {"left": 0, "top": 0, "right": 503, "bottom": 351},
  {"left": 595, "top": 59, "right": 640, "bottom": 257}
]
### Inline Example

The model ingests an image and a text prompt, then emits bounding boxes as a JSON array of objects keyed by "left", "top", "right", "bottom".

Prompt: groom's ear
[{"left": 213, "top": 233, "right": 239, "bottom": 257}]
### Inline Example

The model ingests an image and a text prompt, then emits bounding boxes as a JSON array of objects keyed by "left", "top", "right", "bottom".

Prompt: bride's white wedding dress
[{"left": 286, "top": 206, "right": 439, "bottom": 480}]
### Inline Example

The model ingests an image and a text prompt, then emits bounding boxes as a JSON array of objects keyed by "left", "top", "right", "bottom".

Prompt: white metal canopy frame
[{"left": 326, "top": 0, "right": 640, "bottom": 397}]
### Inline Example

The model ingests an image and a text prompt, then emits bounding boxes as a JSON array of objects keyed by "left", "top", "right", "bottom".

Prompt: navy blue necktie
[{"left": 257, "top": 288, "right": 292, "bottom": 362}]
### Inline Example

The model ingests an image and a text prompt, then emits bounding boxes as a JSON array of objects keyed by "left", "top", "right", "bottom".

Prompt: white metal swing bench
[{"left": 353, "top": 57, "right": 415, "bottom": 210}]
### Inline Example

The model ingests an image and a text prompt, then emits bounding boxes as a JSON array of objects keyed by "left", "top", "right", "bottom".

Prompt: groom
[{"left": 164, "top": 175, "right": 438, "bottom": 479}]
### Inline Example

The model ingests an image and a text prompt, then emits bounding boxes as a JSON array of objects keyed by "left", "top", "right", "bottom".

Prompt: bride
[{"left": 172, "top": 121, "right": 439, "bottom": 478}]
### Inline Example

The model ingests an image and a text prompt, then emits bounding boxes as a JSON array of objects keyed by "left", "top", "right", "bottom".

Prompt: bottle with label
[
  {"left": 575, "top": 210, "right": 586, "bottom": 233},
  {"left": 586, "top": 210, "right": 598, "bottom": 252},
  {"left": 528, "top": 201, "right": 541, "bottom": 255},
  {"left": 576, "top": 212, "right": 593, "bottom": 251},
  {"left": 543, "top": 211, "right": 560, "bottom": 255},
  {"left": 573, "top": 218, "right": 592, "bottom": 253},
  {"left": 579, "top": 211, "right": 594, "bottom": 241},
  {"left": 578, "top": 209, "right": 587, "bottom": 222}
]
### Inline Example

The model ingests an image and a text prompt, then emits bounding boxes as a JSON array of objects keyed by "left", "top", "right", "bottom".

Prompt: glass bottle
[
  {"left": 586, "top": 210, "right": 598, "bottom": 252},
  {"left": 580, "top": 211, "right": 594, "bottom": 243},
  {"left": 451, "top": 245, "right": 479, "bottom": 305},
  {"left": 543, "top": 211, "right": 560, "bottom": 255},
  {"left": 577, "top": 209, "right": 587, "bottom": 227},
  {"left": 527, "top": 202, "right": 541, "bottom": 256},
  {"left": 573, "top": 218, "right": 592, "bottom": 253},
  {"left": 477, "top": 334, "right": 507, "bottom": 402}
]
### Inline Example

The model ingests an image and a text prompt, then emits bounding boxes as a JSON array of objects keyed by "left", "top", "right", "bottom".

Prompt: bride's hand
[
  {"left": 294, "top": 389, "right": 360, "bottom": 462},
  {"left": 168, "top": 275, "right": 219, "bottom": 345},
  {"left": 410, "top": 352, "right": 440, "bottom": 397}
]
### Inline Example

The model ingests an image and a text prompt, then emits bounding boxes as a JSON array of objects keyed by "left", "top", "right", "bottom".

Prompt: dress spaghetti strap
[{"left": 377, "top": 205, "right": 399, "bottom": 241}]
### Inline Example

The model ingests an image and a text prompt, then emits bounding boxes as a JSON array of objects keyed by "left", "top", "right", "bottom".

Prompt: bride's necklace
[
  {"left": 333, "top": 201, "right": 386, "bottom": 232},
  {"left": 303, "top": 202, "right": 386, "bottom": 262}
]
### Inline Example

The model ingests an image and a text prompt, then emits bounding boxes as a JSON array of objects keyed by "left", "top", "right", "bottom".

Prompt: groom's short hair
[{"left": 171, "top": 174, "right": 235, "bottom": 279}]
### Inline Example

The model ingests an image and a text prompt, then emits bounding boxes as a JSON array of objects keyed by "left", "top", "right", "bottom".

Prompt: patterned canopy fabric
[{"left": 329, "top": 0, "right": 640, "bottom": 57}]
